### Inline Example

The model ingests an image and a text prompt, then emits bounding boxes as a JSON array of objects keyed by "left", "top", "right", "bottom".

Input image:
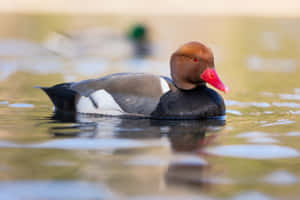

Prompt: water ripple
[
  {"left": 231, "top": 191, "right": 273, "bottom": 200},
  {"left": 130, "top": 195, "right": 216, "bottom": 200},
  {"left": 170, "top": 154, "right": 208, "bottom": 166},
  {"left": 226, "top": 99, "right": 300, "bottom": 110},
  {"left": 8, "top": 103, "right": 34, "bottom": 108},
  {"left": 279, "top": 93, "right": 300, "bottom": 101},
  {"left": 236, "top": 132, "right": 269, "bottom": 138},
  {"left": 261, "top": 119, "right": 295, "bottom": 127},
  {"left": 248, "top": 137, "right": 278, "bottom": 144},
  {"left": 287, "top": 132, "right": 300, "bottom": 136},
  {"left": 289, "top": 110, "right": 300, "bottom": 115},
  {"left": 236, "top": 132, "right": 278, "bottom": 143},
  {"left": 225, "top": 100, "right": 271, "bottom": 108},
  {"left": 226, "top": 110, "right": 242, "bottom": 116},
  {"left": 0, "top": 181, "right": 113, "bottom": 200},
  {"left": 205, "top": 144, "right": 299, "bottom": 159},
  {"left": 0, "top": 138, "right": 167, "bottom": 151},
  {"left": 126, "top": 155, "right": 168, "bottom": 166},
  {"left": 262, "top": 170, "right": 299, "bottom": 185},
  {"left": 272, "top": 102, "right": 300, "bottom": 108}
]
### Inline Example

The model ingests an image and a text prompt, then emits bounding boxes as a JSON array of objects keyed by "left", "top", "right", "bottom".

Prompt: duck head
[
  {"left": 128, "top": 24, "right": 148, "bottom": 41},
  {"left": 170, "top": 41, "right": 229, "bottom": 93}
]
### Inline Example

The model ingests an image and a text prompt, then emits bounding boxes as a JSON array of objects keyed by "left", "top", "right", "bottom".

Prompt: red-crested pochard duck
[{"left": 40, "top": 41, "right": 228, "bottom": 119}]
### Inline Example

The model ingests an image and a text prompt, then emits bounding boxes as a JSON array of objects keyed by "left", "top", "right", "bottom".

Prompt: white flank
[
  {"left": 160, "top": 78, "right": 170, "bottom": 93},
  {"left": 76, "top": 89, "right": 124, "bottom": 115}
]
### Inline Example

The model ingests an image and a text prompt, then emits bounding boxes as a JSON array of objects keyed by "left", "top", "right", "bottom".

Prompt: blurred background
[
  {"left": 1, "top": 0, "right": 300, "bottom": 99},
  {"left": 2, "top": 0, "right": 300, "bottom": 16},
  {"left": 1, "top": 1, "right": 300, "bottom": 200}
]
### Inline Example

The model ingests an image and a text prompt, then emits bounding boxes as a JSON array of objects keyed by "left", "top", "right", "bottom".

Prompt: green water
[{"left": 0, "top": 14, "right": 300, "bottom": 200}]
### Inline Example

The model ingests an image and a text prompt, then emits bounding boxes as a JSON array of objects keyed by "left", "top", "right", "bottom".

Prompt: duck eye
[{"left": 193, "top": 58, "right": 198, "bottom": 62}]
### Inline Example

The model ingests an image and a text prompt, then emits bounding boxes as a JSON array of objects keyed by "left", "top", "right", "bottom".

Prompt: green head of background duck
[{"left": 127, "top": 23, "right": 151, "bottom": 57}]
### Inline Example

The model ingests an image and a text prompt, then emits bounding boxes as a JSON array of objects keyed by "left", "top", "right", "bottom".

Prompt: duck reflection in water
[
  {"left": 160, "top": 119, "right": 225, "bottom": 188},
  {"left": 49, "top": 111, "right": 224, "bottom": 140},
  {"left": 48, "top": 112, "right": 225, "bottom": 188}
]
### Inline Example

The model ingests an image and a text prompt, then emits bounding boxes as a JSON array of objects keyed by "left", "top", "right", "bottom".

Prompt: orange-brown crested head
[{"left": 170, "top": 41, "right": 228, "bottom": 93}]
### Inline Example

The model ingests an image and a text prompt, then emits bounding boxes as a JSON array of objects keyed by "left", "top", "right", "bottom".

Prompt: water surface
[{"left": 0, "top": 14, "right": 300, "bottom": 200}]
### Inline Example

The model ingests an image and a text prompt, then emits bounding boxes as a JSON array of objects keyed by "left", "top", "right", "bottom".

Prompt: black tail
[{"left": 38, "top": 83, "right": 77, "bottom": 112}]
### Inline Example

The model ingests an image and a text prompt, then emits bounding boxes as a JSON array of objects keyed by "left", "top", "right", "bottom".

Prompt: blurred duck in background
[{"left": 44, "top": 23, "right": 151, "bottom": 59}]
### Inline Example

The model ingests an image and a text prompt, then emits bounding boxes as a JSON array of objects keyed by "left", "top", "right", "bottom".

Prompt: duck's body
[
  {"left": 43, "top": 73, "right": 173, "bottom": 116},
  {"left": 41, "top": 73, "right": 225, "bottom": 119},
  {"left": 40, "top": 41, "right": 228, "bottom": 120}
]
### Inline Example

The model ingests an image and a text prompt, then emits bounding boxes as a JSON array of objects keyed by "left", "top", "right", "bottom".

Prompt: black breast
[{"left": 151, "top": 85, "right": 225, "bottom": 119}]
